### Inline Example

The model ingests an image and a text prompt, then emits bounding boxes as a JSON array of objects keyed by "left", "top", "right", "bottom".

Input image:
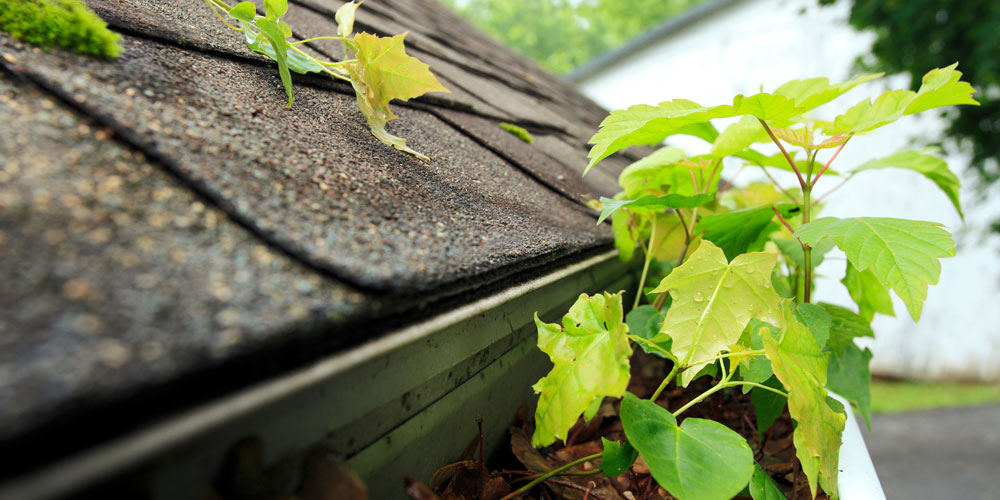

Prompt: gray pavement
[{"left": 862, "top": 403, "right": 1000, "bottom": 500}]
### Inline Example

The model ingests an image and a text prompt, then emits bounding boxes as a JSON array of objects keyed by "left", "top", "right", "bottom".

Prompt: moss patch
[
  {"left": 871, "top": 379, "right": 1000, "bottom": 413},
  {"left": 1, "top": 0, "right": 121, "bottom": 58},
  {"left": 499, "top": 122, "right": 534, "bottom": 144}
]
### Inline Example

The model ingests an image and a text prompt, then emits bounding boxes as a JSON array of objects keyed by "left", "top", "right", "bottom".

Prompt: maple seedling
[
  {"left": 521, "top": 65, "right": 977, "bottom": 500},
  {"left": 202, "top": 0, "right": 448, "bottom": 159}
]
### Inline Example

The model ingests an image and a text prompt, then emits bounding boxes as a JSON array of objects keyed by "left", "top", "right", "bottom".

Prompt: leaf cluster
[
  {"left": 0, "top": 0, "right": 121, "bottom": 58},
  {"left": 204, "top": 0, "right": 448, "bottom": 159},
  {"left": 527, "top": 68, "right": 974, "bottom": 500}
]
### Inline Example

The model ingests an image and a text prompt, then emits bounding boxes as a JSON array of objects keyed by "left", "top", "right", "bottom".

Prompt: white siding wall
[{"left": 576, "top": 0, "right": 1000, "bottom": 381}]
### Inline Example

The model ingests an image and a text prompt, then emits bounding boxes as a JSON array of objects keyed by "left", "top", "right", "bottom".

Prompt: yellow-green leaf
[
  {"left": 586, "top": 100, "right": 735, "bottom": 174},
  {"left": 840, "top": 261, "right": 894, "bottom": 322},
  {"left": 650, "top": 240, "right": 782, "bottom": 385},
  {"left": 852, "top": 149, "right": 963, "bottom": 219},
  {"left": 905, "top": 63, "right": 979, "bottom": 115},
  {"left": 335, "top": 0, "right": 362, "bottom": 38},
  {"left": 795, "top": 217, "right": 955, "bottom": 321},
  {"left": 763, "top": 304, "right": 846, "bottom": 499},
  {"left": 531, "top": 292, "right": 632, "bottom": 447},
  {"left": 346, "top": 32, "right": 449, "bottom": 159}
]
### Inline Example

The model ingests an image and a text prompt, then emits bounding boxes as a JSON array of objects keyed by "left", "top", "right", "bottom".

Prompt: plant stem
[
  {"left": 685, "top": 350, "right": 765, "bottom": 368},
  {"left": 759, "top": 119, "right": 806, "bottom": 189},
  {"left": 628, "top": 335, "right": 678, "bottom": 363},
  {"left": 802, "top": 186, "right": 813, "bottom": 303},
  {"left": 672, "top": 380, "right": 788, "bottom": 418},
  {"left": 811, "top": 136, "right": 851, "bottom": 188},
  {"left": 633, "top": 220, "right": 657, "bottom": 310},
  {"left": 287, "top": 44, "right": 352, "bottom": 81},
  {"left": 773, "top": 206, "right": 795, "bottom": 234},
  {"left": 291, "top": 36, "right": 349, "bottom": 45},
  {"left": 499, "top": 453, "right": 603, "bottom": 500},
  {"left": 650, "top": 363, "right": 679, "bottom": 401}
]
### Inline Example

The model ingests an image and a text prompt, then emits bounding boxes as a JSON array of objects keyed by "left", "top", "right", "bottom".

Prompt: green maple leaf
[
  {"left": 617, "top": 146, "right": 687, "bottom": 198},
  {"left": 711, "top": 116, "right": 770, "bottom": 158},
  {"left": 650, "top": 240, "right": 782, "bottom": 386},
  {"left": 772, "top": 73, "right": 883, "bottom": 113},
  {"left": 531, "top": 292, "right": 632, "bottom": 447},
  {"left": 795, "top": 217, "right": 955, "bottom": 321},
  {"left": 840, "top": 261, "right": 895, "bottom": 322},
  {"left": 905, "top": 63, "right": 980, "bottom": 114},
  {"left": 828, "top": 64, "right": 977, "bottom": 134},
  {"left": 819, "top": 303, "right": 874, "bottom": 355},
  {"left": 696, "top": 204, "right": 800, "bottom": 261},
  {"left": 597, "top": 193, "right": 714, "bottom": 224},
  {"left": 586, "top": 100, "right": 734, "bottom": 174},
  {"left": 600, "top": 438, "right": 638, "bottom": 477},
  {"left": 346, "top": 32, "right": 449, "bottom": 160},
  {"left": 620, "top": 393, "right": 754, "bottom": 500},
  {"left": 763, "top": 304, "right": 846, "bottom": 499},
  {"left": 852, "top": 149, "right": 963, "bottom": 219},
  {"left": 828, "top": 344, "right": 874, "bottom": 430}
]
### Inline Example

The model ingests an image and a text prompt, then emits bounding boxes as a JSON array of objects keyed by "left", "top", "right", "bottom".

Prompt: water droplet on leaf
[{"left": 693, "top": 292, "right": 704, "bottom": 302}]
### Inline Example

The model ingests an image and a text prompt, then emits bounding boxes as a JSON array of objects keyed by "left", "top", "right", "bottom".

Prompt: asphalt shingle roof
[{"left": 0, "top": 0, "right": 632, "bottom": 474}]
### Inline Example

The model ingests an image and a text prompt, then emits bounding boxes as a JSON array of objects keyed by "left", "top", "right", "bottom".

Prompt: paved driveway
[{"left": 862, "top": 403, "right": 1000, "bottom": 500}]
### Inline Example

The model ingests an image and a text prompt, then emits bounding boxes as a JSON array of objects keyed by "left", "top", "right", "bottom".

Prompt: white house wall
[{"left": 576, "top": 0, "right": 1000, "bottom": 381}]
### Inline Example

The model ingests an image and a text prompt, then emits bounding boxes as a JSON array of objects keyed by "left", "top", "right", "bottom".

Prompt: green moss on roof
[
  {"left": 1, "top": 0, "right": 121, "bottom": 58},
  {"left": 499, "top": 122, "right": 534, "bottom": 144}
]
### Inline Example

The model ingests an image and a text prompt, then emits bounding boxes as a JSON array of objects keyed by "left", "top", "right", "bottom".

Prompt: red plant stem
[
  {"left": 811, "top": 135, "right": 851, "bottom": 188},
  {"left": 759, "top": 118, "right": 806, "bottom": 189},
  {"left": 773, "top": 205, "right": 796, "bottom": 235}
]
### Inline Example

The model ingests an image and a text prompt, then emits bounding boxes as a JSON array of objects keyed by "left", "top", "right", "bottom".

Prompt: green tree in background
[
  {"left": 438, "top": 0, "right": 705, "bottom": 75},
  {"left": 818, "top": 0, "right": 1000, "bottom": 222}
]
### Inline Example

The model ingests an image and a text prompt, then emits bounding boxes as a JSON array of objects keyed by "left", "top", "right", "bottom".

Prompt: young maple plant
[
  {"left": 522, "top": 65, "right": 977, "bottom": 500},
  {"left": 202, "top": 0, "right": 448, "bottom": 159}
]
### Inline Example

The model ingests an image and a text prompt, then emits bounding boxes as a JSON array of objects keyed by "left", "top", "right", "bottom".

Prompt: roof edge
[{"left": 567, "top": 0, "right": 745, "bottom": 83}]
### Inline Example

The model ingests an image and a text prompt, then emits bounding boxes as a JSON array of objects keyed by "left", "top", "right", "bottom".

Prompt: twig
[
  {"left": 718, "top": 164, "right": 746, "bottom": 193},
  {"left": 499, "top": 453, "right": 602, "bottom": 500},
  {"left": 758, "top": 119, "right": 806, "bottom": 188},
  {"left": 548, "top": 479, "right": 608, "bottom": 500},
  {"left": 811, "top": 135, "right": 851, "bottom": 188}
]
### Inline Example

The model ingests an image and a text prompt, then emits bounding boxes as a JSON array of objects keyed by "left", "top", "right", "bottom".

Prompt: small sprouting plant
[
  {"left": 0, "top": 0, "right": 121, "bottom": 58},
  {"left": 202, "top": 0, "right": 449, "bottom": 160},
  {"left": 519, "top": 65, "right": 977, "bottom": 500},
  {"left": 499, "top": 122, "right": 534, "bottom": 144}
]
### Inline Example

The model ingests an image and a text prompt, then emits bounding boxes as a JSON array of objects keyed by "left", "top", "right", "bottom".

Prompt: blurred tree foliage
[
  {"left": 438, "top": 0, "right": 705, "bottom": 75},
  {"left": 818, "top": 0, "right": 1000, "bottom": 206}
]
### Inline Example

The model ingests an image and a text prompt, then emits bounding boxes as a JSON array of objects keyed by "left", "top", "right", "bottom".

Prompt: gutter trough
[{"left": 0, "top": 250, "right": 633, "bottom": 500}]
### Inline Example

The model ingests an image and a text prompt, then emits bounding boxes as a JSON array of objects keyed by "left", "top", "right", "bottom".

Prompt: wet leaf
[
  {"left": 346, "top": 32, "right": 449, "bottom": 159},
  {"left": 650, "top": 240, "right": 782, "bottom": 386},
  {"left": 620, "top": 393, "right": 754, "bottom": 500},
  {"left": 712, "top": 116, "right": 769, "bottom": 158},
  {"left": 600, "top": 438, "right": 638, "bottom": 477},
  {"left": 531, "top": 292, "right": 632, "bottom": 447},
  {"left": 763, "top": 304, "right": 845, "bottom": 499}
]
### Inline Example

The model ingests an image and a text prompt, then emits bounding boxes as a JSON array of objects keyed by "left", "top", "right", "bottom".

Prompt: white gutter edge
[{"left": 832, "top": 392, "right": 887, "bottom": 500}]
